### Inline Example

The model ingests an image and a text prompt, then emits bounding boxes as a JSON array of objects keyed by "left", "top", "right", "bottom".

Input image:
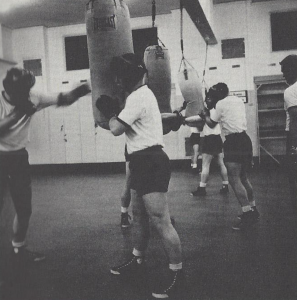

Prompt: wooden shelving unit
[{"left": 255, "top": 75, "right": 288, "bottom": 164}]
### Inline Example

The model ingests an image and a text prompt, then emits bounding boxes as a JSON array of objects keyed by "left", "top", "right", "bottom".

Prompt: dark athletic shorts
[
  {"left": 202, "top": 134, "right": 223, "bottom": 155},
  {"left": 0, "top": 148, "right": 32, "bottom": 218},
  {"left": 223, "top": 131, "right": 253, "bottom": 168},
  {"left": 190, "top": 133, "right": 200, "bottom": 146},
  {"left": 129, "top": 145, "right": 171, "bottom": 196}
]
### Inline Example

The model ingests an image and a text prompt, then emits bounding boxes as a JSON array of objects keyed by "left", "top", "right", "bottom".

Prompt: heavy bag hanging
[
  {"left": 177, "top": 67, "right": 204, "bottom": 117},
  {"left": 86, "top": 0, "right": 133, "bottom": 129},
  {"left": 144, "top": 45, "right": 172, "bottom": 113}
]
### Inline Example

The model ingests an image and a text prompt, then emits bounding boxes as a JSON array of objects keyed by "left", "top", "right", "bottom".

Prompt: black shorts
[
  {"left": 223, "top": 132, "right": 253, "bottom": 168},
  {"left": 190, "top": 133, "right": 200, "bottom": 146},
  {"left": 202, "top": 134, "right": 223, "bottom": 155},
  {"left": 129, "top": 146, "right": 171, "bottom": 196},
  {"left": 0, "top": 148, "right": 32, "bottom": 218}
]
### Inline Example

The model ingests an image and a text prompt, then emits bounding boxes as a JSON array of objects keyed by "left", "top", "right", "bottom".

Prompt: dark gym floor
[{"left": 0, "top": 162, "right": 297, "bottom": 300}]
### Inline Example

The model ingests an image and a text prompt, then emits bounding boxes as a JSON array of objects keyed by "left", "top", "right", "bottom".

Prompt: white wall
[
  {"left": 204, "top": 0, "right": 297, "bottom": 156},
  {"left": 10, "top": 0, "right": 297, "bottom": 164}
]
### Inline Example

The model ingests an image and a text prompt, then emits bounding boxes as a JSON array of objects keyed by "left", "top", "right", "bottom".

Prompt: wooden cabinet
[{"left": 255, "top": 75, "right": 288, "bottom": 163}]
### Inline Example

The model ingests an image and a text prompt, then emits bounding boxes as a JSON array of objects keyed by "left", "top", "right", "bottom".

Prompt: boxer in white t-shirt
[
  {"left": 195, "top": 83, "right": 260, "bottom": 230},
  {"left": 280, "top": 54, "right": 297, "bottom": 211},
  {"left": 191, "top": 95, "right": 229, "bottom": 196},
  {"left": 96, "top": 53, "right": 184, "bottom": 299},
  {"left": 0, "top": 67, "right": 90, "bottom": 263}
]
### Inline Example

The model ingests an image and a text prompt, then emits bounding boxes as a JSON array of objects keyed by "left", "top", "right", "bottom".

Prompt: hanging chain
[
  {"left": 202, "top": 43, "right": 209, "bottom": 89},
  {"left": 152, "top": 0, "right": 156, "bottom": 27},
  {"left": 180, "top": 0, "right": 184, "bottom": 58}
]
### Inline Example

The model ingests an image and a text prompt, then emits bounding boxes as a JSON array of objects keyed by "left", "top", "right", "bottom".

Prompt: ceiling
[
  {"left": 0, "top": 0, "right": 275, "bottom": 30},
  {"left": 0, "top": 0, "right": 180, "bottom": 29}
]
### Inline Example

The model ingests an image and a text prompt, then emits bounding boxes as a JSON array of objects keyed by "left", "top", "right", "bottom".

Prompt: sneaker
[
  {"left": 219, "top": 185, "right": 229, "bottom": 195},
  {"left": 11, "top": 246, "right": 45, "bottom": 263},
  {"left": 191, "top": 187, "right": 206, "bottom": 196},
  {"left": 237, "top": 207, "right": 260, "bottom": 220},
  {"left": 232, "top": 210, "right": 259, "bottom": 231},
  {"left": 121, "top": 212, "right": 131, "bottom": 228},
  {"left": 152, "top": 269, "right": 184, "bottom": 299},
  {"left": 110, "top": 255, "right": 145, "bottom": 276}
]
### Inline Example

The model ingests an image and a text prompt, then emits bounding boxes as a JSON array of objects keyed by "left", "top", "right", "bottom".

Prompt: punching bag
[
  {"left": 144, "top": 45, "right": 172, "bottom": 113},
  {"left": 178, "top": 67, "right": 204, "bottom": 117},
  {"left": 86, "top": 0, "right": 134, "bottom": 129}
]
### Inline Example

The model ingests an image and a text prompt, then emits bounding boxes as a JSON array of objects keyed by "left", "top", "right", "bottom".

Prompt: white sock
[
  {"left": 121, "top": 207, "right": 128, "bottom": 213},
  {"left": 222, "top": 181, "right": 229, "bottom": 185},
  {"left": 12, "top": 241, "right": 25, "bottom": 248},
  {"left": 192, "top": 164, "right": 197, "bottom": 169},
  {"left": 169, "top": 262, "right": 182, "bottom": 271},
  {"left": 132, "top": 248, "right": 144, "bottom": 257},
  {"left": 242, "top": 205, "right": 252, "bottom": 213},
  {"left": 199, "top": 182, "right": 207, "bottom": 188}
]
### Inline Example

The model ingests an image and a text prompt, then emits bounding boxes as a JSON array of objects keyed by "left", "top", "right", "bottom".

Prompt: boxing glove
[
  {"left": 96, "top": 95, "right": 121, "bottom": 120},
  {"left": 15, "top": 99, "right": 37, "bottom": 116},
  {"left": 57, "top": 83, "right": 91, "bottom": 106}
]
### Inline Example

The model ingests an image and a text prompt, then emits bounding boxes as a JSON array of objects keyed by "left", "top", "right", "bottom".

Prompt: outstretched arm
[{"left": 36, "top": 83, "right": 91, "bottom": 110}]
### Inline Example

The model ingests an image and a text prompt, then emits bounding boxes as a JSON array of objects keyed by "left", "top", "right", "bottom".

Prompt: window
[
  {"left": 64, "top": 28, "right": 158, "bottom": 71},
  {"left": 271, "top": 11, "right": 297, "bottom": 51},
  {"left": 221, "top": 38, "right": 245, "bottom": 59},
  {"left": 65, "top": 35, "right": 89, "bottom": 71},
  {"left": 132, "top": 27, "right": 158, "bottom": 58}
]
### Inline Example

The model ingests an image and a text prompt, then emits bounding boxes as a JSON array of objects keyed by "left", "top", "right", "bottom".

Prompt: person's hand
[
  {"left": 96, "top": 95, "right": 121, "bottom": 119},
  {"left": 171, "top": 110, "right": 185, "bottom": 131},
  {"left": 198, "top": 107, "right": 208, "bottom": 120},
  {"left": 57, "top": 83, "right": 91, "bottom": 106}
]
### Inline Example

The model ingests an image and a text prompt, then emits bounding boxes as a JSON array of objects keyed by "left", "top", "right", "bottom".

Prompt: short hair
[
  {"left": 207, "top": 82, "right": 229, "bottom": 102},
  {"left": 280, "top": 54, "right": 297, "bottom": 76},
  {"left": 110, "top": 53, "right": 147, "bottom": 90}
]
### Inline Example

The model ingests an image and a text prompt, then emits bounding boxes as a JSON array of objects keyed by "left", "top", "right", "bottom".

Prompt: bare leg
[
  {"left": 143, "top": 192, "right": 182, "bottom": 264},
  {"left": 131, "top": 189, "right": 150, "bottom": 252},
  {"left": 240, "top": 166, "right": 254, "bottom": 203},
  {"left": 200, "top": 153, "right": 213, "bottom": 184},
  {"left": 225, "top": 162, "right": 250, "bottom": 207},
  {"left": 121, "top": 162, "right": 131, "bottom": 210},
  {"left": 192, "top": 144, "right": 199, "bottom": 167},
  {"left": 217, "top": 153, "right": 228, "bottom": 182}
]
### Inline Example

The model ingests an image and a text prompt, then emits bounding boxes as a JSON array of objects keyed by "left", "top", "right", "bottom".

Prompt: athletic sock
[
  {"left": 249, "top": 201, "right": 256, "bottom": 207},
  {"left": 121, "top": 207, "right": 128, "bottom": 213},
  {"left": 242, "top": 205, "right": 252, "bottom": 213},
  {"left": 199, "top": 182, "right": 207, "bottom": 188},
  {"left": 222, "top": 181, "right": 229, "bottom": 185},
  {"left": 132, "top": 248, "right": 144, "bottom": 258},
  {"left": 169, "top": 262, "right": 182, "bottom": 271},
  {"left": 12, "top": 241, "right": 25, "bottom": 248}
]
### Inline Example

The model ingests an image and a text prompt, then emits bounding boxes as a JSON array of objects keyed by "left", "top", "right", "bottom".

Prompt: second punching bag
[
  {"left": 144, "top": 45, "right": 172, "bottom": 113},
  {"left": 178, "top": 67, "right": 204, "bottom": 117},
  {"left": 86, "top": 0, "right": 134, "bottom": 129}
]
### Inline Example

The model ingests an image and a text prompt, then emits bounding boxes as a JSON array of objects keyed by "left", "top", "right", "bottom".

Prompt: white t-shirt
[
  {"left": 211, "top": 95, "right": 247, "bottom": 136},
  {"left": 0, "top": 90, "right": 58, "bottom": 151},
  {"left": 118, "top": 85, "right": 164, "bottom": 154},
  {"left": 203, "top": 108, "right": 221, "bottom": 136},
  {"left": 190, "top": 127, "right": 200, "bottom": 134},
  {"left": 284, "top": 81, "right": 297, "bottom": 131}
]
